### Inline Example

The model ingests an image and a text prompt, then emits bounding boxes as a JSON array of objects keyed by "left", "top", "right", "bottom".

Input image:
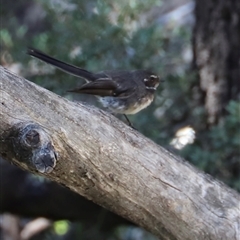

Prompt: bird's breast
[
  {"left": 98, "top": 92, "right": 154, "bottom": 114},
  {"left": 124, "top": 94, "right": 154, "bottom": 114}
]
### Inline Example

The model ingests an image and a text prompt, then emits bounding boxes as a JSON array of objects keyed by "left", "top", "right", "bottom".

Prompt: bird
[{"left": 27, "top": 48, "right": 161, "bottom": 126}]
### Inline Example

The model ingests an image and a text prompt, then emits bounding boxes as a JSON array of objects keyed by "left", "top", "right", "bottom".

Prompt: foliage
[{"left": 54, "top": 220, "right": 70, "bottom": 236}]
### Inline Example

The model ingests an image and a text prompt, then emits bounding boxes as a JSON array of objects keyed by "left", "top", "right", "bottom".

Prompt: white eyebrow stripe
[{"left": 150, "top": 75, "right": 158, "bottom": 78}]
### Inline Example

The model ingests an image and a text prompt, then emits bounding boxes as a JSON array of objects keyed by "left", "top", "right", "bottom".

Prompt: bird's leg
[
  {"left": 108, "top": 111, "right": 135, "bottom": 129},
  {"left": 123, "top": 114, "right": 135, "bottom": 129}
]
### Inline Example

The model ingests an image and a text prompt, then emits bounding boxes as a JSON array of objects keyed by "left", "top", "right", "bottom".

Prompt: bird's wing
[
  {"left": 68, "top": 80, "right": 118, "bottom": 97},
  {"left": 68, "top": 79, "right": 135, "bottom": 97}
]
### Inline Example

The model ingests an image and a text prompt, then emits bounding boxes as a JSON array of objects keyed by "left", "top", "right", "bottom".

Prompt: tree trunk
[
  {"left": 193, "top": 0, "right": 240, "bottom": 124},
  {"left": 0, "top": 66, "right": 239, "bottom": 240}
]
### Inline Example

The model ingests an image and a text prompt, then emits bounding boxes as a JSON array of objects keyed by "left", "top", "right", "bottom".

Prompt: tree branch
[
  {"left": 0, "top": 158, "right": 131, "bottom": 231},
  {"left": 0, "top": 66, "right": 239, "bottom": 240}
]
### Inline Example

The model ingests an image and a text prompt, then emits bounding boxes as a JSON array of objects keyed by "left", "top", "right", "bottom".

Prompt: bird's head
[{"left": 143, "top": 73, "right": 161, "bottom": 91}]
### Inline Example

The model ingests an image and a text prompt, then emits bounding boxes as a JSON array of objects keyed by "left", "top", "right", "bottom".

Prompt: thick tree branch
[
  {"left": 0, "top": 66, "right": 239, "bottom": 240},
  {"left": 0, "top": 158, "right": 131, "bottom": 233}
]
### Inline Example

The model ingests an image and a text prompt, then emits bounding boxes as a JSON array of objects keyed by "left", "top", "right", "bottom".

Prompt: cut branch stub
[{"left": 3, "top": 122, "right": 57, "bottom": 173}]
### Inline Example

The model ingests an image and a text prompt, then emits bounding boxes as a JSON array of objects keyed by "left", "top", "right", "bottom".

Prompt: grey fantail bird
[{"left": 27, "top": 48, "right": 161, "bottom": 124}]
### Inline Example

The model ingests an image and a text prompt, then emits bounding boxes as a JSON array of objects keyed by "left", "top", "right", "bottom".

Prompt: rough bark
[
  {"left": 193, "top": 0, "right": 240, "bottom": 124},
  {"left": 0, "top": 158, "right": 131, "bottom": 229},
  {"left": 0, "top": 66, "right": 240, "bottom": 240}
]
